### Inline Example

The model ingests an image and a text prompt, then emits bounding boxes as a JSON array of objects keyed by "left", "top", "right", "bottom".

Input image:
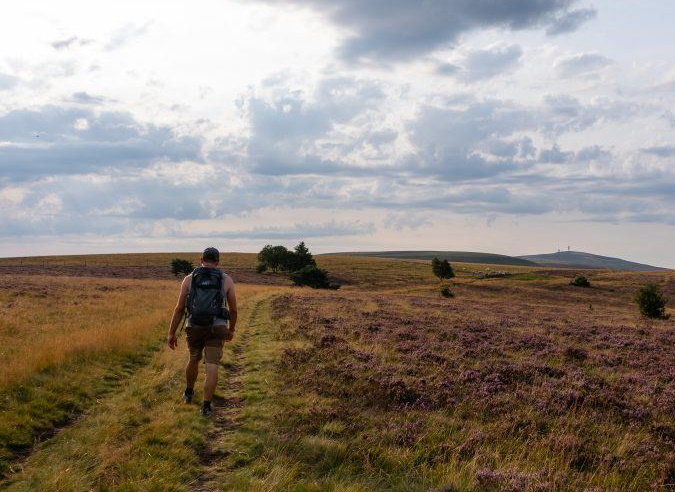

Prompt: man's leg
[
  {"left": 186, "top": 358, "right": 199, "bottom": 389},
  {"left": 203, "top": 362, "right": 218, "bottom": 401},
  {"left": 200, "top": 329, "right": 226, "bottom": 416},
  {"left": 184, "top": 331, "right": 204, "bottom": 403}
]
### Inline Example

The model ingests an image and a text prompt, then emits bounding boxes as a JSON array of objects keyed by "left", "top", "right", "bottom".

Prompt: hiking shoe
[
  {"left": 200, "top": 403, "right": 212, "bottom": 418},
  {"left": 182, "top": 389, "right": 194, "bottom": 404}
]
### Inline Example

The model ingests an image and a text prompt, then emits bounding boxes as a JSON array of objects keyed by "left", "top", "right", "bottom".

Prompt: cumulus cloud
[
  {"left": 555, "top": 52, "right": 613, "bottom": 78},
  {"left": 251, "top": 0, "right": 596, "bottom": 62},
  {"left": 242, "top": 76, "right": 389, "bottom": 176},
  {"left": 438, "top": 43, "right": 523, "bottom": 81},
  {"left": 641, "top": 146, "right": 675, "bottom": 158},
  {"left": 405, "top": 100, "right": 535, "bottom": 180},
  {"left": 0, "top": 106, "right": 202, "bottom": 181},
  {"left": 546, "top": 8, "right": 597, "bottom": 35}
]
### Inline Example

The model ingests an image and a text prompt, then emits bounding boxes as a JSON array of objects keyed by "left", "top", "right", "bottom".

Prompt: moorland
[{"left": 0, "top": 252, "right": 672, "bottom": 491}]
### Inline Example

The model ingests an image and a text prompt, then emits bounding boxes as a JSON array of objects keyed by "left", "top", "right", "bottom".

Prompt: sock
[
  {"left": 185, "top": 387, "right": 194, "bottom": 394},
  {"left": 202, "top": 400, "right": 211, "bottom": 408}
]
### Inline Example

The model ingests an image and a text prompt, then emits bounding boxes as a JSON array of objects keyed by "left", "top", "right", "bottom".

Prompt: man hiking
[{"left": 167, "top": 247, "right": 238, "bottom": 417}]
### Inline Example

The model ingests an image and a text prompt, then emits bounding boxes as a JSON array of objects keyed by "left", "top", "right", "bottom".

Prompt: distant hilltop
[
  {"left": 326, "top": 250, "right": 667, "bottom": 271},
  {"left": 516, "top": 250, "right": 667, "bottom": 271}
]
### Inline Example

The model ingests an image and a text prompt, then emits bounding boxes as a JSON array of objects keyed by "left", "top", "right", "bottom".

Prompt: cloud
[
  {"left": 201, "top": 221, "right": 376, "bottom": 240},
  {"left": 243, "top": 76, "right": 388, "bottom": 176},
  {"left": 555, "top": 52, "right": 613, "bottom": 78},
  {"left": 68, "top": 91, "right": 109, "bottom": 104},
  {"left": 0, "top": 105, "right": 202, "bottom": 181},
  {"left": 104, "top": 22, "right": 152, "bottom": 51},
  {"left": 546, "top": 8, "right": 597, "bottom": 35},
  {"left": 51, "top": 36, "right": 93, "bottom": 50},
  {"left": 435, "top": 62, "right": 461, "bottom": 76},
  {"left": 439, "top": 43, "right": 523, "bottom": 82},
  {"left": 251, "top": 0, "right": 596, "bottom": 62},
  {"left": 405, "top": 100, "right": 535, "bottom": 180},
  {"left": 641, "top": 146, "right": 675, "bottom": 158},
  {"left": 541, "top": 94, "right": 637, "bottom": 135},
  {"left": 0, "top": 72, "right": 19, "bottom": 90},
  {"left": 383, "top": 212, "right": 432, "bottom": 231},
  {"left": 539, "top": 144, "right": 573, "bottom": 164}
]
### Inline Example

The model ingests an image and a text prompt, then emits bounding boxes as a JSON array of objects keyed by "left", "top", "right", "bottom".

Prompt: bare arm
[
  {"left": 167, "top": 275, "right": 190, "bottom": 349},
  {"left": 225, "top": 277, "right": 237, "bottom": 335}
]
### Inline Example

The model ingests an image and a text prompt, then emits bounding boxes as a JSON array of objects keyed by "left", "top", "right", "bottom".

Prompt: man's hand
[
  {"left": 167, "top": 333, "right": 178, "bottom": 350},
  {"left": 225, "top": 328, "right": 234, "bottom": 342}
]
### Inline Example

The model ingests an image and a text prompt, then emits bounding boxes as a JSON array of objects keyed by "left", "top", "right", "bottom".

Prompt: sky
[{"left": 1, "top": 0, "right": 674, "bottom": 267}]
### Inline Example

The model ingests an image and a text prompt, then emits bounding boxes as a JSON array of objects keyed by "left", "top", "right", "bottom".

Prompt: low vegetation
[
  {"left": 258, "top": 242, "right": 339, "bottom": 289},
  {"left": 257, "top": 241, "right": 316, "bottom": 273},
  {"left": 432, "top": 257, "right": 455, "bottom": 280},
  {"left": 0, "top": 253, "right": 672, "bottom": 491},
  {"left": 440, "top": 285, "right": 454, "bottom": 298},
  {"left": 289, "top": 265, "right": 338, "bottom": 289},
  {"left": 0, "top": 276, "right": 176, "bottom": 476},
  {"left": 570, "top": 275, "right": 591, "bottom": 287},
  {"left": 635, "top": 283, "right": 668, "bottom": 319},
  {"left": 170, "top": 258, "right": 194, "bottom": 276}
]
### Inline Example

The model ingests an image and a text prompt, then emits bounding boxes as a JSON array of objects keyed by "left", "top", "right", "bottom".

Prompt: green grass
[
  {"left": 0, "top": 343, "right": 161, "bottom": 477},
  {"left": 2, "top": 286, "right": 283, "bottom": 491},
  {"left": 1, "top": 254, "right": 672, "bottom": 491}
]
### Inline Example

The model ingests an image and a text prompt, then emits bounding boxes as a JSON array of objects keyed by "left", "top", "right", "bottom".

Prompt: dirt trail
[{"left": 189, "top": 296, "right": 268, "bottom": 492}]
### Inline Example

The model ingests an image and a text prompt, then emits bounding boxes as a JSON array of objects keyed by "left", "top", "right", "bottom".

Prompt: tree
[
  {"left": 431, "top": 257, "right": 455, "bottom": 280},
  {"left": 280, "top": 241, "right": 316, "bottom": 272},
  {"left": 635, "top": 283, "right": 668, "bottom": 319},
  {"left": 289, "top": 265, "right": 337, "bottom": 289},
  {"left": 257, "top": 241, "right": 317, "bottom": 273},
  {"left": 257, "top": 245, "right": 290, "bottom": 272},
  {"left": 170, "top": 258, "right": 194, "bottom": 276}
]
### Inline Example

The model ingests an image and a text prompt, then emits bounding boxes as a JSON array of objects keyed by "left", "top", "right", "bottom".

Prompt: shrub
[
  {"left": 570, "top": 275, "right": 591, "bottom": 287},
  {"left": 289, "top": 265, "right": 338, "bottom": 289},
  {"left": 257, "top": 245, "right": 290, "bottom": 272},
  {"left": 432, "top": 258, "right": 455, "bottom": 280},
  {"left": 170, "top": 258, "right": 194, "bottom": 276},
  {"left": 257, "top": 241, "right": 317, "bottom": 273},
  {"left": 635, "top": 283, "right": 668, "bottom": 318},
  {"left": 440, "top": 286, "right": 454, "bottom": 298},
  {"left": 286, "top": 241, "right": 317, "bottom": 271},
  {"left": 255, "top": 262, "right": 268, "bottom": 274}
]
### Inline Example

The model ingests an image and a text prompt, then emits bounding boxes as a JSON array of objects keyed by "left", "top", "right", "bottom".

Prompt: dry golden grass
[
  {"left": 3, "top": 284, "right": 287, "bottom": 491},
  {"left": 1, "top": 252, "right": 673, "bottom": 491},
  {"left": 0, "top": 275, "right": 178, "bottom": 389}
]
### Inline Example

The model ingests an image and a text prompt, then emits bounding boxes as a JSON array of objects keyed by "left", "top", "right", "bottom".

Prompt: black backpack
[{"left": 186, "top": 267, "right": 228, "bottom": 327}]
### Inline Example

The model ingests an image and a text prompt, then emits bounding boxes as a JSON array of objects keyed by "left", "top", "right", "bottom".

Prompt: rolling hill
[
  {"left": 323, "top": 250, "right": 538, "bottom": 266},
  {"left": 325, "top": 249, "right": 668, "bottom": 271},
  {"left": 517, "top": 250, "right": 666, "bottom": 271}
]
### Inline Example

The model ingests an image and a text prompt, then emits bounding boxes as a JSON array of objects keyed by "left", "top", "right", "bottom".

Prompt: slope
[{"left": 518, "top": 250, "right": 666, "bottom": 271}]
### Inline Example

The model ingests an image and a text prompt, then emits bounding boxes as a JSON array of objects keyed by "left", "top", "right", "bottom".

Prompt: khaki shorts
[{"left": 185, "top": 325, "right": 229, "bottom": 364}]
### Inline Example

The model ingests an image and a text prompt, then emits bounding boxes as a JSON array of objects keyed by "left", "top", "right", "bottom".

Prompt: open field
[{"left": 0, "top": 253, "right": 672, "bottom": 491}]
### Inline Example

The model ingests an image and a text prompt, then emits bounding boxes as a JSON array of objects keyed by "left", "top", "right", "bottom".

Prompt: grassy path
[
  {"left": 1, "top": 286, "right": 284, "bottom": 491},
  {"left": 190, "top": 297, "right": 266, "bottom": 491}
]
